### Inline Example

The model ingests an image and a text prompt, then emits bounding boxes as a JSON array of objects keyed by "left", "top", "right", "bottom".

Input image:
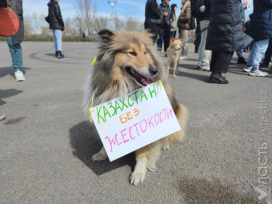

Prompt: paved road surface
[{"left": 1, "top": 42, "right": 272, "bottom": 204}]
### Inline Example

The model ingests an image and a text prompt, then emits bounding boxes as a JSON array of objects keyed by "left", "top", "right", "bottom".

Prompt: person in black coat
[
  {"left": 206, "top": 0, "right": 252, "bottom": 84},
  {"left": 244, "top": 0, "right": 272, "bottom": 77},
  {"left": 145, "top": 0, "right": 162, "bottom": 44},
  {"left": 157, "top": 0, "right": 173, "bottom": 56},
  {"left": 46, "top": 0, "right": 65, "bottom": 58}
]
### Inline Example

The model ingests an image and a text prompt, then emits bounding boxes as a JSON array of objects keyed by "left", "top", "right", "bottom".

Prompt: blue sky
[{"left": 23, "top": 0, "right": 252, "bottom": 22}]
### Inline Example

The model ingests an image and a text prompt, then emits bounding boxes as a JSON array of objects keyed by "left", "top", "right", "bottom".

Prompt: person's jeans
[
  {"left": 53, "top": 29, "right": 62, "bottom": 51},
  {"left": 180, "top": 29, "right": 189, "bottom": 56},
  {"left": 247, "top": 39, "right": 269, "bottom": 70},
  {"left": 157, "top": 28, "right": 171, "bottom": 53},
  {"left": 198, "top": 20, "right": 211, "bottom": 63},
  {"left": 236, "top": 49, "right": 243, "bottom": 58},
  {"left": 263, "top": 38, "right": 272, "bottom": 64},
  {"left": 6, "top": 37, "right": 23, "bottom": 72}
]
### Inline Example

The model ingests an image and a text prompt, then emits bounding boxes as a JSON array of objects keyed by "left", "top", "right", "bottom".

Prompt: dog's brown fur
[
  {"left": 84, "top": 29, "right": 189, "bottom": 185},
  {"left": 166, "top": 37, "right": 185, "bottom": 78}
]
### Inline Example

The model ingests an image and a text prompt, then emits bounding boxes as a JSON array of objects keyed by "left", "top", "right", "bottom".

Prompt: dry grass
[{"left": 0, "top": 34, "right": 97, "bottom": 42}]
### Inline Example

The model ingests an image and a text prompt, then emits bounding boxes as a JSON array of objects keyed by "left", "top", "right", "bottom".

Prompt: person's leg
[
  {"left": 249, "top": 39, "right": 269, "bottom": 76},
  {"left": 179, "top": 29, "right": 181, "bottom": 39},
  {"left": 53, "top": 30, "right": 57, "bottom": 52},
  {"left": 209, "top": 51, "right": 233, "bottom": 83},
  {"left": 210, "top": 51, "right": 233, "bottom": 74},
  {"left": 198, "top": 20, "right": 211, "bottom": 69},
  {"left": 157, "top": 28, "right": 163, "bottom": 52},
  {"left": 243, "top": 41, "right": 256, "bottom": 72},
  {"left": 55, "top": 30, "right": 62, "bottom": 51},
  {"left": 210, "top": 51, "right": 219, "bottom": 73},
  {"left": 157, "top": 29, "right": 164, "bottom": 51},
  {"left": 145, "top": 22, "right": 159, "bottom": 44},
  {"left": 222, "top": 52, "right": 234, "bottom": 73},
  {"left": 180, "top": 29, "right": 189, "bottom": 58},
  {"left": 236, "top": 49, "right": 246, "bottom": 64},
  {"left": 261, "top": 38, "right": 272, "bottom": 66},
  {"left": 170, "top": 31, "right": 176, "bottom": 38},
  {"left": 6, "top": 37, "right": 25, "bottom": 81},
  {"left": 164, "top": 28, "right": 171, "bottom": 54},
  {"left": 236, "top": 49, "right": 243, "bottom": 58}
]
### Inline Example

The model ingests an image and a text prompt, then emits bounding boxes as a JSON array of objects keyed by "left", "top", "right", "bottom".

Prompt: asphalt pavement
[{"left": 0, "top": 42, "right": 272, "bottom": 204}]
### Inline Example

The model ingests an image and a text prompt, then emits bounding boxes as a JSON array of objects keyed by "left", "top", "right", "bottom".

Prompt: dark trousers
[
  {"left": 210, "top": 51, "right": 234, "bottom": 74},
  {"left": 194, "top": 19, "right": 201, "bottom": 52},
  {"left": 157, "top": 28, "right": 171, "bottom": 53},
  {"left": 171, "top": 31, "right": 176, "bottom": 38},
  {"left": 144, "top": 22, "right": 160, "bottom": 44},
  {"left": 263, "top": 38, "right": 272, "bottom": 64}
]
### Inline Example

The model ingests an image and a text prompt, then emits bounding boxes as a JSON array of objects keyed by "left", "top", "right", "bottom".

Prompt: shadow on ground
[
  {"left": 0, "top": 67, "right": 31, "bottom": 79},
  {"left": 69, "top": 121, "right": 136, "bottom": 176},
  {"left": 168, "top": 68, "right": 209, "bottom": 83},
  {"left": 0, "top": 89, "right": 23, "bottom": 106},
  {"left": 176, "top": 177, "right": 256, "bottom": 204}
]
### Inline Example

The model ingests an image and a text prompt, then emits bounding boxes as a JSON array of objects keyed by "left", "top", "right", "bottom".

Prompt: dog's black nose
[{"left": 149, "top": 65, "right": 158, "bottom": 75}]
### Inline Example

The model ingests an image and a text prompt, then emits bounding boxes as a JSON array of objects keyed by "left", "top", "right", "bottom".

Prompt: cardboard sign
[{"left": 91, "top": 81, "right": 181, "bottom": 162}]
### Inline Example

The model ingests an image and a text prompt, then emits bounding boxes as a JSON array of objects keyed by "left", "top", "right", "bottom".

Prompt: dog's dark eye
[
  {"left": 144, "top": 52, "right": 147, "bottom": 55},
  {"left": 129, "top": 52, "right": 137, "bottom": 56}
]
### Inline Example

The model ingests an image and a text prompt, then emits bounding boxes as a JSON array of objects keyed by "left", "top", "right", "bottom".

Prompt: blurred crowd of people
[{"left": 145, "top": 0, "right": 272, "bottom": 83}]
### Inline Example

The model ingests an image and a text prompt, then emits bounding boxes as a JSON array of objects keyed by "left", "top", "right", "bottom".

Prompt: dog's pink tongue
[{"left": 143, "top": 78, "right": 149, "bottom": 85}]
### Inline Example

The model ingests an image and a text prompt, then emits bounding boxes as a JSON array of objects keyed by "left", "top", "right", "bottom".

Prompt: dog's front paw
[
  {"left": 173, "top": 76, "right": 177, "bottom": 79},
  {"left": 130, "top": 170, "right": 146, "bottom": 185},
  {"left": 162, "top": 143, "right": 170, "bottom": 151},
  {"left": 92, "top": 152, "right": 108, "bottom": 161}
]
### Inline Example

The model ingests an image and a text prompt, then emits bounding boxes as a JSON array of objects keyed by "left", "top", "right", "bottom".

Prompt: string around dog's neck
[
  {"left": 89, "top": 55, "right": 163, "bottom": 122},
  {"left": 89, "top": 55, "right": 97, "bottom": 122}
]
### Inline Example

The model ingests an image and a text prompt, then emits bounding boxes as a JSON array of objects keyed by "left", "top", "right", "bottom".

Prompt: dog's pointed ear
[
  {"left": 180, "top": 37, "right": 185, "bottom": 44},
  {"left": 170, "top": 36, "right": 175, "bottom": 44},
  {"left": 98, "top": 29, "right": 114, "bottom": 42}
]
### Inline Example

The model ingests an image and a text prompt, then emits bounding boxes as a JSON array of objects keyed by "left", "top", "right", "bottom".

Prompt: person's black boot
[
  {"left": 55, "top": 51, "right": 58, "bottom": 57},
  {"left": 209, "top": 73, "right": 229, "bottom": 84},
  {"left": 237, "top": 57, "right": 247, "bottom": 64},
  {"left": 57, "top": 51, "right": 65, "bottom": 58}
]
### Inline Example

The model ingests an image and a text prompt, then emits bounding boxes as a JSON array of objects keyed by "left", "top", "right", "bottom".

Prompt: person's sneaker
[
  {"left": 57, "top": 51, "right": 65, "bottom": 58},
  {"left": 243, "top": 66, "right": 252, "bottom": 73},
  {"left": 180, "top": 55, "right": 188, "bottom": 60},
  {"left": 249, "top": 69, "right": 268, "bottom": 77},
  {"left": 15, "top": 70, "right": 25, "bottom": 82},
  {"left": 0, "top": 114, "right": 6, "bottom": 121},
  {"left": 198, "top": 62, "right": 210, "bottom": 71}
]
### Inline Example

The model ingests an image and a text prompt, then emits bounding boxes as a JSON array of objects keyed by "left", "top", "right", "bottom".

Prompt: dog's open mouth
[{"left": 126, "top": 67, "right": 149, "bottom": 86}]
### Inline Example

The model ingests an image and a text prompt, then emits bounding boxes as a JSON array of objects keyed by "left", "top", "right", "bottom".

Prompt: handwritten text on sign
[{"left": 91, "top": 81, "right": 181, "bottom": 162}]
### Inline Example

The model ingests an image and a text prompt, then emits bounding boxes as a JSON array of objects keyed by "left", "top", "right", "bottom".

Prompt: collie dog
[
  {"left": 84, "top": 29, "right": 188, "bottom": 185},
  {"left": 167, "top": 37, "right": 185, "bottom": 78}
]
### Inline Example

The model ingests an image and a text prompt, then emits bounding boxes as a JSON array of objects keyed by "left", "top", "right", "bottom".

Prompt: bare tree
[
  {"left": 74, "top": 0, "right": 97, "bottom": 35},
  {"left": 113, "top": 15, "right": 125, "bottom": 31},
  {"left": 24, "top": 13, "right": 34, "bottom": 35},
  {"left": 39, "top": 14, "right": 51, "bottom": 35},
  {"left": 63, "top": 18, "right": 77, "bottom": 35},
  {"left": 73, "top": 17, "right": 85, "bottom": 35},
  {"left": 32, "top": 12, "right": 39, "bottom": 34},
  {"left": 93, "top": 16, "right": 109, "bottom": 33}
]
